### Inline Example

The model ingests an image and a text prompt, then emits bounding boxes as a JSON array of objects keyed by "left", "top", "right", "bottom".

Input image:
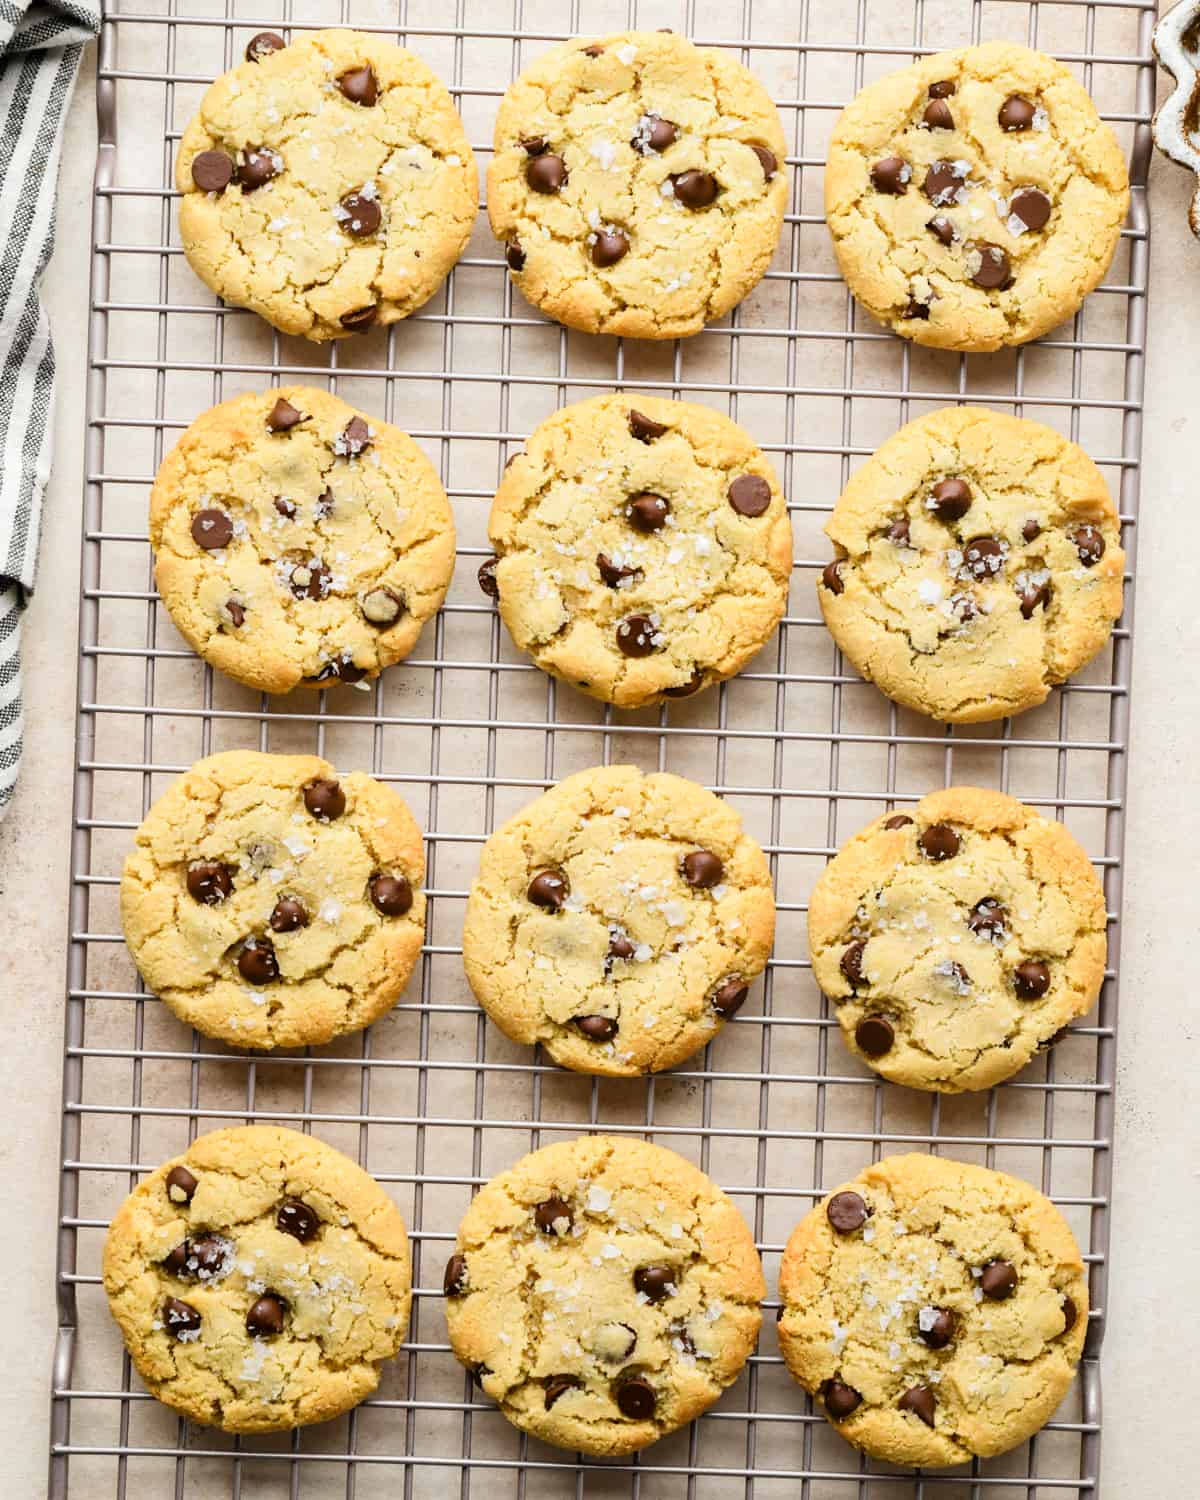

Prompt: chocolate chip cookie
[
  {"left": 443, "top": 1135, "right": 764, "bottom": 1455},
  {"left": 817, "top": 406, "right": 1124, "bottom": 722},
  {"left": 462, "top": 765, "right": 776, "bottom": 1076},
  {"left": 808, "top": 786, "right": 1107, "bottom": 1092},
  {"left": 778, "top": 1153, "right": 1088, "bottom": 1466},
  {"left": 489, "top": 30, "right": 787, "bottom": 337},
  {"left": 102, "top": 1125, "right": 411, "bottom": 1432},
  {"left": 177, "top": 29, "right": 477, "bottom": 340},
  {"left": 149, "top": 386, "right": 456, "bottom": 694},
  {"left": 825, "top": 41, "right": 1129, "bottom": 350},
  {"left": 120, "top": 751, "right": 425, "bottom": 1048},
  {"left": 486, "top": 393, "right": 792, "bottom": 706}
]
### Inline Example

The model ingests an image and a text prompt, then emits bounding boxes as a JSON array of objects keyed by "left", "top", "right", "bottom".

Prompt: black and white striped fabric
[{"left": 0, "top": 0, "right": 99, "bottom": 819}]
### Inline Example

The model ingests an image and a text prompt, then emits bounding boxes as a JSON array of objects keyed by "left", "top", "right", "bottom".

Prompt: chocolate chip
[
  {"left": 191, "top": 150, "right": 233, "bottom": 193},
  {"left": 616, "top": 614, "right": 658, "bottom": 657},
  {"left": 505, "top": 240, "right": 526, "bottom": 271},
  {"left": 885, "top": 518, "right": 911, "bottom": 546},
  {"left": 923, "top": 159, "right": 967, "bottom": 204},
  {"left": 303, "top": 778, "right": 345, "bottom": 820},
  {"left": 277, "top": 1199, "right": 320, "bottom": 1241},
  {"left": 615, "top": 1377, "right": 655, "bottom": 1420},
  {"left": 608, "top": 930, "right": 636, "bottom": 963},
  {"left": 710, "top": 974, "right": 749, "bottom": 1017},
  {"left": 1009, "top": 186, "right": 1052, "bottom": 232},
  {"left": 970, "top": 241, "right": 1012, "bottom": 290},
  {"left": 526, "top": 154, "right": 567, "bottom": 193},
  {"left": 310, "top": 654, "right": 367, "bottom": 686},
  {"left": 289, "top": 559, "right": 330, "bottom": 600},
  {"left": 870, "top": 155, "right": 909, "bottom": 194},
  {"left": 190, "top": 1233, "right": 231, "bottom": 1279},
  {"left": 671, "top": 169, "right": 719, "bottom": 208},
  {"left": 821, "top": 1378, "right": 861, "bottom": 1419},
  {"left": 917, "top": 1306, "right": 955, "bottom": 1349},
  {"left": 245, "top": 30, "right": 284, "bottom": 62},
  {"left": 238, "top": 936, "right": 278, "bottom": 984},
  {"left": 681, "top": 850, "right": 723, "bottom": 889},
  {"left": 191, "top": 508, "right": 233, "bottom": 550},
  {"left": 340, "top": 304, "right": 377, "bottom": 333},
  {"left": 1020, "top": 578, "right": 1051, "bottom": 618},
  {"left": 470, "top": 1363, "right": 490, "bottom": 1388},
  {"left": 1061, "top": 1295, "right": 1078, "bottom": 1333},
  {"left": 927, "top": 215, "right": 956, "bottom": 246},
  {"left": 535, "top": 1196, "right": 573, "bottom": 1234},
  {"left": 339, "top": 415, "right": 371, "bottom": 457},
  {"left": 928, "top": 79, "right": 957, "bottom": 98},
  {"left": 928, "top": 477, "right": 972, "bottom": 522},
  {"left": 826, "top": 1190, "right": 869, "bottom": 1234},
  {"left": 269, "top": 896, "right": 308, "bottom": 933},
  {"left": 528, "top": 868, "right": 569, "bottom": 910},
  {"left": 923, "top": 99, "right": 954, "bottom": 130},
  {"left": 856, "top": 1015, "right": 895, "bottom": 1057},
  {"left": 186, "top": 861, "right": 233, "bottom": 905},
  {"left": 166, "top": 1165, "right": 198, "bottom": 1204},
  {"left": 999, "top": 93, "right": 1037, "bottom": 131},
  {"left": 840, "top": 939, "right": 866, "bottom": 984},
  {"left": 919, "top": 823, "right": 960, "bottom": 860},
  {"left": 1069, "top": 524, "right": 1106, "bottom": 566},
  {"left": 370, "top": 874, "right": 413, "bottom": 917},
  {"left": 246, "top": 1293, "right": 287, "bottom": 1337},
  {"left": 821, "top": 559, "right": 845, "bottom": 595},
  {"left": 904, "top": 297, "right": 932, "bottom": 321},
  {"left": 1022, "top": 517, "right": 1043, "bottom": 542},
  {"left": 478, "top": 556, "right": 499, "bottom": 597},
  {"left": 274, "top": 497, "right": 297, "bottom": 520},
  {"left": 662, "top": 669, "right": 706, "bottom": 699},
  {"left": 237, "top": 147, "right": 281, "bottom": 193},
  {"left": 591, "top": 230, "right": 629, "bottom": 267},
  {"left": 521, "top": 136, "right": 548, "bottom": 155},
  {"left": 728, "top": 474, "right": 771, "bottom": 517},
  {"left": 968, "top": 897, "right": 1008, "bottom": 940},
  {"left": 161, "top": 1240, "right": 190, "bottom": 1276},
  {"left": 338, "top": 190, "right": 381, "bottom": 238},
  {"left": 266, "top": 397, "right": 301, "bottom": 434},
  {"left": 980, "top": 1259, "right": 1018, "bottom": 1300},
  {"left": 597, "top": 552, "right": 642, "bottom": 587},
  {"left": 361, "top": 586, "right": 404, "bottom": 628},
  {"left": 626, "top": 491, "right": 670, "bottom": 532},
  {"left": 443, "top": 1253, "right": 468, "bottom": 1296},
  {"left": 338, "top": 65, "right": 378, "bottom": 105},
  {"left": 669, "top": 1320, "right": 696, "bottom": 1357},
  {"left": 898, "top": 1385, "right": 936, "bottom": 1427},
  {"left": 629, "top": 408, "right": 667, "bottom": 442},
  {"left": 163, "top": 1297, "right": 201, "bottom": 1338},
  {"left": 573, "top": 1014, "right": 618, "bottom": 1041},
  {"left": 582, "top": 43, "right": 604, "bottom": 57},
  {"left": 544, "top": 1374, "right": 580, "bottom": 1408},
  {"left": 1014, "top": 959, "right": 1051, "bottom": 999},
  {"left": 752, "top": 144, "right": 778, "bottom": 179},
  {"left": 633, "top": 114, "right": 678, "bottom": 153},
  {"left": 963, "top": 534, "right": 1007, "bottom": 580},
  {"left": 634, "top": 1264, "right": 674, "bottom": 1302},
  {"left": 936, "top": 959, "right": 971, "bottom": 992},
  {"left": 884, "top": 814, "right": 914, "bottom": 830}
]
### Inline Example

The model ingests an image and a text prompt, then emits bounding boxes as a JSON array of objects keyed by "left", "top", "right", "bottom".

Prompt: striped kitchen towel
[{"left": 0, "top": 0, "right": 99, "bottom": 820}]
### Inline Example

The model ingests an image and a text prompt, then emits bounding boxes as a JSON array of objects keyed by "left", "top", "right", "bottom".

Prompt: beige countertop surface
[{"left": 2, "top": 29, "right": 1195, "bottom": 1498}]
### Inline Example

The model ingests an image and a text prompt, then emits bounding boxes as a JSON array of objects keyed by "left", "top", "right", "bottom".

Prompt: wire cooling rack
[{"left": 50, "top": 0, "right": 1154, "bottom": 1494}]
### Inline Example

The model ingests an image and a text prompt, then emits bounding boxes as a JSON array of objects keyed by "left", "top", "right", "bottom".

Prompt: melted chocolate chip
[
  {"left": 615, "top": 1377, "right": 655, "bottom": 1419},
  {"left": 277, "top": 1198, "right": 320, "bottom": 1241},
  {"left": 634, "top": 1265, "right": 674, "bottom": 1302},
  {"left": 963, "top": 534, "right": 1007, "bottom": 581},
  {"left": 884, "top": 814, "right": 914, "bottom": 830},
  {"left": 856, "top": 1014, "right": 895, "bottom": 1056},
  {"left": 1061, "top": 1295, "right": 1078, "bottom": 1333},
  {"left": 237, "top": 937, "right": 278, "bottom": 984},
  {"left": 821, "top": 559, "right": 845, "bottom": 595},
  {"left": 681, "top": 850, "right": 723, "bottom": 889},
  {"left": 370, "top": 874, "right": 413, "bottom": 917},
  {"left": 338, "top": 190, "right": 381, "bottom": 238},
  {"left": 361, "top": 586, "right": 404, "bottom": 628},
  {"left": 928, "top": 79, "right": 957, "bottom": 99},
  {"left": 339, "top": 415, "right": 371, "bottom": 457},
  {"left": 840, "top": 939, "right": 866, "bottom": 984},
  {"left": 884, "top": 518, "right": 911, "bottom": 547},
  {"left": 821, "top": 1378, "right": 862, "bottom": 1419},
  {"left": 534, "top": 1196, "right": 573, "bottom": 1234},
  {"left": 527, "top": 868, "right": 569, "bottom": 910},
  {"left": 478, "top": 556, "right": 499, "bottom": 598},
  {"left": 629, "top": 408, "right": 667, "bottom": 442},
  {"left": 274, "top": 496, "right": 297, "bottom": 520},
  {"left": 917, "top": 1306, "right": 956, "bottom": 1349},
  {"left": 826, "top": 1190, "right": 869, "bottom": 1234},
  {"left": 661, "top": 668, "right": 706, "bottom": 699},
  {"left": 927, "top": 214, "right": 956, "bottom": 246},
  {"left": 1009, "top": 186, "right": 1052, "bottom": 232},
  {"left": 968, "top": 897, "right": 1008, "bottom": 940},
  {"left": 443, "top": 1253, "right": 468, "bottom": 1296},
  {"left": 1013, "top": 959, "right": 1051, "bottom": 999},
  {"left": 597, "top": 552, "right": 642, "bottom": 587},
  {"left": 337, "top": 65, "right": 378, "bottom": 105},
  {"left": 898, "top": 1385, "right": 936, "bottom": 1426},
  {"left": 191, "top": 508, "right": 233, "bottom": 550},
  {"left": 340, "top": 304, "right": 377, "bottom": 333},
  {"left": 246, "top": 1293, "right": 287, "bottom": 1336},
  {"left": 980, "top": 1259, "right": 1018, "bottom": 1300},
  {"left": 191, "top": 150, "right": 233, "bottom": 193},
  {"left": 165, "top": 1165, "right": 198, "bottom": 1204},
  {"left": 505, "top": 240, "right": 526, "bottom": 271},
  {"left": 710, "top": 974, "right": 749, "bottom": 1017},
  {"left": 616, "top": 614, "right": 658, "bottom": 657},
  {"left": 269, "top": 896, "right": 308, "bottom": 933},
  {"left": 544, "top": 1374, "right": 580, "bottom": 1408},
  {"left": 752, "top": 144, "right": 778, "bottom": 179},
  {"left": 671, "top": 170, "right": 719, "bottom": 208},
  {"left": 626, "top": 492, "right": 669, "bottom": 532},
  {"left": 186, "top": 861, "right": 233, "bottom": 906},
  {"left": 918, "top": 823, "right": 960, "bottom": 860},
  {"left": 526, "top": 154, "right": 567, "bottom": 193},
  {"left": 728, "top": 474, "right": 771, "bottom": 517},
  {"left": 999, "top": 93, "right": 1037, "bottom": 131},
  {"left": 266, "top": 396, "right": 302, "bottom": 432},
  {"left": 1022, "top": 518, "right": 1043, "bottom": 542},
  {"left": 304, "top": 778, "right": 345, "bottom": 820},
  {"left": 1020, "top": 578, "right": 1051, "bottom": 618},
  {"left": 923, "top": 99, "right": 954, "bottom": 130},
  {"left": 1069, "top": 524, "right": 1106, "bottom": 566},
  {"left": 573, "top": 1014, "right": 618, "bottom": 1041},
  {"left": 608, "top": 930, "right": 636, "bottom": 963},
  {"left": 245, "top": 31, "right": 284, "bottom": 62},
  {"left": 928, "top": 477, "right": 972, "bottom": 522},
  {"left": 923, "top": 159, "right": 967, "bottom": 204},
  {"left": 163, "top": 1297, "right": 201, "bottom": 1338},
  {"left": 870, "top": 156, "right": 909, "bottom": 194},
  {"left": 237, "top": 147, "right": 281, "bottom": 193},
  {"left": 970, "top": 242, "right": 1013, "bottom": 290},
  {"left": 633, "top": 113, "right": 678, "bottom": 153},
  {"left": 591, "top": 229, "right": 630, "bottom": 267}
]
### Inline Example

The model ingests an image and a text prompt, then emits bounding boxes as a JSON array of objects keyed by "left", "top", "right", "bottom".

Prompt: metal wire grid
[{"left": 49, "top": 0, "right": 1153, "bottom": 1494}]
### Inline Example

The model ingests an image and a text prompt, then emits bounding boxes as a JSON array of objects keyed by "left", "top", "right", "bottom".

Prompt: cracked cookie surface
[
  {"left": 488, "top": 30, "right": 787, "bottom": 338},
  {"left": 149, "top": 386, "right": 456, "bottom": 695},
  {"left": 488, "top": 393, "right": 792, "bottom": 707},
  {"left": 778, "top": 1153, "right": 1087, "bottom": 1466},
  {"left": 825, "top": 41, "right": 1129, "bottom": 351},
  {"left": 462, "top": 765, "right": 776, "bottom": 1076},
  {"left": 102, "top": 1126, "right": 412, "bottom": 1432},
  {"left": 809, "top": 787, "right": 1107, "bottom": 1093},
  {"left": 444, "top": 1135, "right": 764, "bottom": 1455},
  {"left": 177, "top": 29, "right": 477, "bottom": 340},
  {"left": 120, "top": 750, "right": 426, "bottom": 1048},
  {"left": 818, "top": 406, "right": 1123, "bottom": 723}
]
